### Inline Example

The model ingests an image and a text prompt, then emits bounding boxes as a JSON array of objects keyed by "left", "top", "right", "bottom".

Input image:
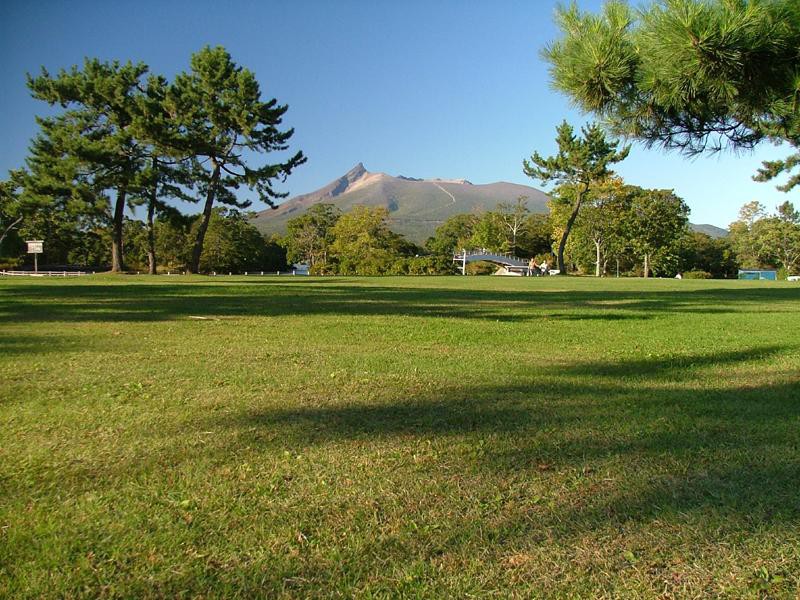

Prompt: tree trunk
[
  {"left": 595, "top": 240, "right": 601, "bottom": 277},
  {"left": 147, "top": 198, "right": 157, "bottom": 275},
  {"left": 643, "top": 253, "right": 650, "bottom": 278},
  {"left": 111, "top": 185, "right": 127, "bottom": 273},
  {"left": 147, "top": 157, "right": 158, "bottom": 275},
  {"left": 556, "top": 189, "right": 586, "bottom": 274},
  {"left": 0, "top": 216, "right": 23, "bottom": 247},
  {"left": 188, "top": 163, "right": 221, "bottom": 274}
]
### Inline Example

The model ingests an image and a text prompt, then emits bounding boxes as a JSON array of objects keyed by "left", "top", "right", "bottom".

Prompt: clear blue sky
[{"left": 0, "top": 0, "right": 793, "bottom": 228}]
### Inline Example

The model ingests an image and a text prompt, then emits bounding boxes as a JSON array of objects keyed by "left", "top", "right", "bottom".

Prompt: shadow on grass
[
  {"left": 3, "top": 341, "right": 798, "bottom": 600},
  {"left": 561, "top": 346, "right": 788, "bottom": 380},
  {"left": 1, "top": 279, "right": 799, "bottom": 323},
  {"left": 0, "top": 332, "right": 86, "bottom": 356},
  {"left": 220, "top": 345, "right": 800, "bottom": 532}
]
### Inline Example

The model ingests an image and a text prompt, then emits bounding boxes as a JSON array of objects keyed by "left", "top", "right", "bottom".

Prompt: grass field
[{"left": 1, "top": 275, "right": 799, "bottom": 598}]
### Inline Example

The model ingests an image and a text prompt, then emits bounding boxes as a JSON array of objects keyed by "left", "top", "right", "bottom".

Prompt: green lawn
[{"left": 1, "top": 275, "right": 799, "bottom": 598}]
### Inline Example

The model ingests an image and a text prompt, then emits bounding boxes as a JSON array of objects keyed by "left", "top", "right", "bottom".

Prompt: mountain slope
[
  {"left": 690, "top": 223, "right": 728, "bottom": 238},
  {"left": 252, "top": 163, "right": 728, "bottom": 243},
  {"left": 251, "top": 163, "right": 551, "bottom": 243}
]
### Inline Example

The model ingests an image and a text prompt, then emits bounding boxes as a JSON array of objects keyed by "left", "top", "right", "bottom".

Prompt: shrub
[
  {"left": 0, "top": 257, "right": 21, "bottom": 270},
  {"left": 683, "top": 270, "right": 713, "bottom": 279},
  {"left": 466, "top": 261, "right": 498, "bottom": 276}
]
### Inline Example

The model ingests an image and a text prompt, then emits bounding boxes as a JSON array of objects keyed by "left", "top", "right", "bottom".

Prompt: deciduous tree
[
  {"left": 763, "top": 202, "right": 800, "bottom": 274},
  {"left": 195, "top": 208, "right": 286, "bottom": 274},
  {"left": 329, "top": 206, "right": 403, "bottom": 275},
  {"left": 678, "top": 231, "right": 738, "bottom": 278},
  {"left": 728, "top": 201, "right": 768, "bottom": 268},
  {"left": 467, "top": 212, "right": 508, "bottom": 254},
  {"left": 425, "top": 213, "right": 479, "bottom": 256},
  {"left": 283, "top": 203, "right": 341, "bottom": 272},
  {"left": 627, "top": 189, "right": 689, "bottom": 277},
  {"left": 496, "top": 196, "right": 529, "bottom": 254},
  {"left": 572, "top": 177, "right": 633, "bottom": 276}
]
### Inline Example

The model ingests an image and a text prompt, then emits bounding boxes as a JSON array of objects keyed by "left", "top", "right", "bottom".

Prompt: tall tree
[
  {"left": 425, "top": 213, "right": 479, "bottom": 256},
  {"left": 328, "top": 206, "right": 402, "bottom": 275},
  {"left": 523, "top": 121, "right": 629, "bottom": 273},
  {"left": 728, "top": 201, "right": 768, "bottom": 268},
  {"left": 626, "top": 189, "right": 690, "bottom": 277},
  {"left": 28, "top": 59, "right": 149, "bottom": 272},
  {"left": 130, "top": 74, "right": 198, "bottom": 274},
  {"left": 194, "top": 208, "right": 284, "bottom": 274},
  {"left": 497, "top": 196, "right": 529, "bottom": 254},
  {"left": 128, "top": 160, "right": 194, "bottom": 275},
  {"left": 516, "top": 213, "right": 554, "bottom": 259},
  {"left": 283, "top": 203, "right": 341, "bottom": 272},
  {"left": 678, "top": 232, "right": 738, "bottom": 279},
  {"left": 728, "top": 200, "right": 800, "bottom": 273},
  {"left": 153, "top": 212, "right": 194, "bottom": 272},
  {"left": 467, "top": 211, "right": 508, "bottom": 254},
  {"left": 11, "top": 113, "right": 113, "bottom": 267},
  {"left": 764, "top": 202, "right": 800, "bottom": 274},
  {"left": 544, "top": 0, "right": 800, "bottom": 191},
  {"left": 0, "top": 175, "right": 27, "bottom": 250},
  {"left": 573, "top": 178, "right": 633, "bottom": 276},
  {"left": 168, "top": 46, "right": 306, "bottom": 274}
]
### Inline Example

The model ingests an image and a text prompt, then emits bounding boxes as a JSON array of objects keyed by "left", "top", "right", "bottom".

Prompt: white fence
[{"left": 0, "top": 270, "right": 90, "bottom": 277}]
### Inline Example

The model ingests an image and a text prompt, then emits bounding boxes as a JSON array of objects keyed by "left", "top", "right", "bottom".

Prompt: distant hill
[
  {"left": 251, "top": 163, "right": 727, "bottom": 243},
  {"left": 251, "top": 163, "right": 550, "bottom": 243},
  {"left": 690, "top": 223, "right": 728, "bottom": 238}
]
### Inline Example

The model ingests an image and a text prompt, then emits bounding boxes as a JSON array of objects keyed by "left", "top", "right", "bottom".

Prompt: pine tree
[
  {"left": 0, "top": 176, "right": 25, "bottom": 251},
  {"left": 12, "top": 113, "right": 112, "bottom": 266},
  {"left": 167, "top": 46, "right": 306, "bottom": 274},
  {"left": 544, "top": 0, "right": 800, "bottom": 193},
  {"left": 27, "top": 59, "right": 150, "bottom": 272},
  {"left": 130, "top": 74, "right": 198, "bottom": 274},
  {"left": 523, "top": 121, "right": 629, "bottom": 273}
]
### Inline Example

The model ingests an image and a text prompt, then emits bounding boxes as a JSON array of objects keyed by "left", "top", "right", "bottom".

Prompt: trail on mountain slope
[{"left": 431, "top": 182, "right": 457, "bottom": 205}]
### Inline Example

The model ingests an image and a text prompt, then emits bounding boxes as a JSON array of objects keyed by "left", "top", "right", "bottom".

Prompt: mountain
[
  {"left": 251, "top": 163, "right": 551, "bottom": 243},
  {"left": 251, "top": 162, "right": 728, "bottom": 243},
  {"left": 690, "top": 223, "right": 728, "bottom": 238}
]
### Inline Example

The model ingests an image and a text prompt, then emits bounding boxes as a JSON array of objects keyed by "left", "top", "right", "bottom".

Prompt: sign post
[{"left": 26, "top": 240, "right": 43, "bottom": 274}]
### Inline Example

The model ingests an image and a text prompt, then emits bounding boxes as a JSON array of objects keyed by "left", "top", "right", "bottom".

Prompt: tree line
[
  {"left": 278, "top": 187, "right": 796, "bottom": 278},
  {"left": 729, "top": 201, "right": 800, "bottom": 277},
  {"left": 3, "top": 0, "right": 798, "bottom": 278},
  {"left": 530, "top": 0, "right": 799, "bottom": 277},
  {"left": 4, "top": 98, "right": 796, "bottom": 277},
  {"left": 0, "top": 46, "right": 304, "bottom": 273}
]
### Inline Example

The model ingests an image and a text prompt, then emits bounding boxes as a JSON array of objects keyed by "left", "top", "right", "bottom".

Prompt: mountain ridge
[
  {"left": 251, "top": 163, "right": 728, "bottom": 243},
  {"left": 252, "top": 163, "right": 551, "bottom": 243}
]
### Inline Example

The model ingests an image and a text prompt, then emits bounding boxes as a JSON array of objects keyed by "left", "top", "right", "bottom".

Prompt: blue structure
[{"left": 738, "top": 269, "right": 777, "bottom": 281}]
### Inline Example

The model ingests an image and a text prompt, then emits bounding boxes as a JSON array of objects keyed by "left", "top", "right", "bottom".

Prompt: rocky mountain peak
[{"left": 344, "top": 162, "right": 367, "bottom": 182}]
